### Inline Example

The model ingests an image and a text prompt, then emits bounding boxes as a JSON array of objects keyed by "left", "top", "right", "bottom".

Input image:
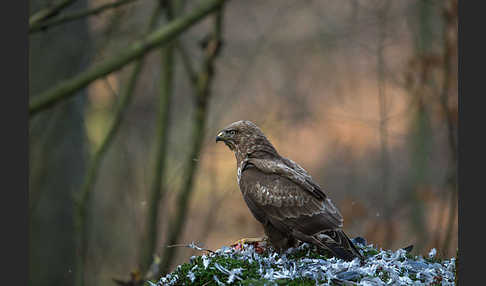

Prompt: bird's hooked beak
[
  {"left": 216, "top": 129, "right": 236, "bottom": 150},
  {"left": 215, "top": 130, "right": 226, "bottom": 143}
]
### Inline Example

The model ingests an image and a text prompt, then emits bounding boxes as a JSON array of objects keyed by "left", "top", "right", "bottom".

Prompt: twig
[
  {"left": 102, "top": 77, "right": 118, "bottom": 99},
  {"left": 199, "top": 163, "right": 231, "bottom": 243},
  {"left": 29, "top": 0, "right": 230, "bottom": 117},
  {"left": 166, "top": 242, "right": 216, "bottom": 254},
  {"left": 29, "top": 0, "right": 76, "bottom": 28},
  {"left": 30, "top": 0, "right": 138, "bottom": 33},
  {"left": 176, "top": 41, "right": 198, "bottom": 86}
]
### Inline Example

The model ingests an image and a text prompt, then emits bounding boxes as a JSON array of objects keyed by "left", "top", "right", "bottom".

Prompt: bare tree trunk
[
  {"left": 159, "top": 5, "right": 225, "bottom": 274},
  {"left": 139, "top": 0, "right": 176, "bottom": 273},
  {"left": 408, "top": 97, "right": 432, "bottom": 254},
  {"left": 72, "top": 6, "right": 164, "bottom": 286},
  {"left": 404, "top": 0, "right": 437, "bottom": 254},
  {"left": 375, "top": 0, "right": 393, "bottom": 249},
  {"left": 29, "top": 0, "right": 91, "bottom": 285},
  {"left": 440, "top": 0, "right": 458, "bottom": 257}
]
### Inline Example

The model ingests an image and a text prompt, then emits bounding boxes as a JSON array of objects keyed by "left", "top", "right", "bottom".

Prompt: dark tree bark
[
  {"left": 29, "top": 0, "right": 92, "bottom": 285},
  {"left": 403, "top": 0, "right": 437, "bottom": 254},
  {"left": 439, "top": 0, "right": 458, "bottom": 257}
]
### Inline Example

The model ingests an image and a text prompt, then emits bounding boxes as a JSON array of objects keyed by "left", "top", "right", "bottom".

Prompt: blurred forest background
[{"left": 29, "top": 0, "right": 458, "bottom": 285}]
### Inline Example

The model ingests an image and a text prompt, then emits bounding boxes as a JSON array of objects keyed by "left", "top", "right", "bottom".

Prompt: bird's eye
[{"left": 229, "top": 130, "right": 237, "bottom": 136}]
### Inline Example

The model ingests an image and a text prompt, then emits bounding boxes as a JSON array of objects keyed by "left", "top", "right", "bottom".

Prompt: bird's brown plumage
[{"left": 216, "top": 120, "right": 363, "bottom": 261}]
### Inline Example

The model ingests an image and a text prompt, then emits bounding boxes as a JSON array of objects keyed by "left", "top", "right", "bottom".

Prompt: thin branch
[
  {"left": 29, "top": 0, "right": 230, "bottom": 117},
  {"left": 73, "top": 6, "right": 163, "bottom": 286},
  {"left": 199, "top": 163, "right": 231, "bottom": 243},
  {"left": 140, "top": 43, "right": 175, "bottom": 274},
  {"left": 139, "top": 0, "right": 177, "bottom": 273},
  {"left": 166, "top": 242, "right": 216, "bottom": 254},
  {"left": 29, "top": 0, "right": 76, "bottom": 27},
  {"left": 30, "top": 0, "right": 138, "bottom": 34},
  {"left": 176, "top": 41, "right": 198, "bottom": 86},
  {"left": 159, "top": 5, "right": 225, "bottom": 275},
  {"left": 102, "top": 77, "right": 118, "bottom": 99}
]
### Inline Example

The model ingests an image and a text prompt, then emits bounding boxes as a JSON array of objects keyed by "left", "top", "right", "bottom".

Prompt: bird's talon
[{"left": 230, "top": 237, "right": 267, "bottom": 253}]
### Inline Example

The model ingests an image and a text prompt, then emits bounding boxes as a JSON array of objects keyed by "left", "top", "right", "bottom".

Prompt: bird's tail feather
[{"left": 314, "top": 230, "right": 364, "bottom": 262}]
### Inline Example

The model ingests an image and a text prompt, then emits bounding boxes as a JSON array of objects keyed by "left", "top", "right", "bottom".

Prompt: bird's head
[
  {"left": 216, "top": 120, "right": 258, "bottom": 150},
  {"left": 216, "top": 120, "right": 278, "bottom": 161}
]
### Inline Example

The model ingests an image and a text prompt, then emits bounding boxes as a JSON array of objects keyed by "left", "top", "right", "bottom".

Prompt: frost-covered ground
[{"left": 149, "top": 239, "right": 456, "bottom": 286}]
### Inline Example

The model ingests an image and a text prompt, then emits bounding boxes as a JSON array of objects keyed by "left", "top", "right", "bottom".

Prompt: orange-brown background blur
[{"left": 30, "top": 0, "right": 457, "bottom": 285}]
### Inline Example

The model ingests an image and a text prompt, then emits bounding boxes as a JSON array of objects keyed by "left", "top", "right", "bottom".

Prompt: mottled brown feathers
[{"left": 216, "top": 120, "right": 363, "bottom": 261}]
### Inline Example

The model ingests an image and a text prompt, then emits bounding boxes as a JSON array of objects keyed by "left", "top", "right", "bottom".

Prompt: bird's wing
[
  {"left": 245, "top": 157, "right": 327, "bottom": 200},
  {"left": 239, "top": 162, "right": 343, "bottom": 235}
]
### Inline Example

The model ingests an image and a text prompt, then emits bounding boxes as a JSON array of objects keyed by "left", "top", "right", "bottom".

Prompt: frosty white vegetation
[{"left": 150, "top": 241, "right": 456, "bottom": 286}]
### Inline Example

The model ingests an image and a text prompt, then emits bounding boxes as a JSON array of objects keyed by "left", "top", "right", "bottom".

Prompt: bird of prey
[{"left": 216, "top": 120, "right": 363, "bottom": 261}]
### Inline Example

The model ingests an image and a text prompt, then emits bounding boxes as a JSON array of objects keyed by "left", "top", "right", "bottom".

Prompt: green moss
[
  {"left": 362, "top": 248, "right": 379, "bottom": 257},
  {"left": 166, "top": 255, "right": 262, "bottom": 285},
  {"left": 155, "top": 244, "right": 455, "bottom": 286},
  {"left": 409, "top": 272, "right": 417, "bottom": 280},
  {"left": 405, "top": 253, "right": 415, "bottom": 260},
  {"left": 240, "top": 277, "right": 320, "bottom": 286},
  {"left": 160, "top": 250, "right": 333, "bottom": 286},
  {"left": 424, "top": 256, "right": 442, "bottom": 264},
  {"left": 408, "top": 272, "right": 425, "bottom": 283},
  {"left": 375, "top": 269, "right": 390, "bottom": 282},
  {"left": 286, "top": 246, "right": 331, "bottom": 261}
]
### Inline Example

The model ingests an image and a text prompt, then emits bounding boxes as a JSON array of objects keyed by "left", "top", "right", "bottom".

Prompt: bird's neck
[
  {"left": 235, "top": 150, "right": 246, "bottom": 168},
  {"left": 234, "top": 145, "right": 279, "bottom": 167}
]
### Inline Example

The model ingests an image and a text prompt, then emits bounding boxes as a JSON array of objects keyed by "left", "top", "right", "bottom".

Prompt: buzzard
[{"left": 216, "top": 120, "right": 363, "bottom": 261}]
